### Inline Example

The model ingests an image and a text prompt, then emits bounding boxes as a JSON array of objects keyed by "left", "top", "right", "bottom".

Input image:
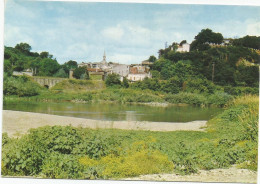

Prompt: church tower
[{"left": 102, "top": 51, "right": 107, "bottom": 64}]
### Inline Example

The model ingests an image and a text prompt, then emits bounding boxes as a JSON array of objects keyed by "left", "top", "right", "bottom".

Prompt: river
[{"left": 3, "top": 101, "right": 223, "bottom": 122}]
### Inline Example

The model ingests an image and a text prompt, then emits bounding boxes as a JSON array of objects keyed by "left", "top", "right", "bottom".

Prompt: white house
[
  {"left": 111, "top": 64, "right": 130, "bottom": 81},
  {"left": 127, "top": 73, "right": 151, "bottom": 82},
  {"left": 176, "top": 43, "right": 190, "bottom": 52}
]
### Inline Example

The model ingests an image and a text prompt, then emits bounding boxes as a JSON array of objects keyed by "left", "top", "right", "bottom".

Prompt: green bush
[
  {"left": 207, "top": 92, "right": 233, "bottom": 106},
  {"left": 105, "top": 73, "right": 121, "bottom": 87},
  {"left": 171, "top": 141, "right": 198, "bottom": 175},
  {"left": 185, "top": 78, "right": 218, "bottom": 94},
  {"left": 164, "top": 92, "right": 207, "bottom": 106},
  {"left": 3, "top": 75, "right": 41, "bottom": 97},
  {"left": 224, "top": 86, "right": 259, "bottom": 96},
  {"left": 41, "top": 153, "right": 85, "bottom": 179},
  {"left": 79, "top": 140, "right": 174, "bottom": 178}
]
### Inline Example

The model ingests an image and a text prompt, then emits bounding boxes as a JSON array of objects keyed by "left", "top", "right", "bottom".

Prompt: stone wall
[{"left": 32, "top": 77, "right": 65, "bottom": 88}]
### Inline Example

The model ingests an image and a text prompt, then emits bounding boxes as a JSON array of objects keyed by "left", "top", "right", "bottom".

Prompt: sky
[{"left": 3, "top": 0, "right": 260, "bottom": 65}]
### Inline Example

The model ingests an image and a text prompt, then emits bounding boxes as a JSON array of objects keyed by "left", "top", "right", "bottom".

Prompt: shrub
[
  {"left": 185, "top": 78, "right": 217, "bottom": 94},
  {"left": 171, "top": 141, "right": 199, "bottom": 175},
  {"left": 207, "top": 92, "right": 233, "bottom": 106},
  {"left": 41, "top": 153, "right": 85, "bottom": 179},
  {"left": 224, "top": 86, "right": 259, "bottom": 96},
  {"left": 73, "top": 66, "right": 89, "bottom": 79},
  {"left": 79, "top": 140, "right": 174, "bottom": 178},
  {"left": 105, "top": 73, "right": 121, "bottom": 87},
  {"left": 3, "top": 75, "right": 41, "bottom": 97}
]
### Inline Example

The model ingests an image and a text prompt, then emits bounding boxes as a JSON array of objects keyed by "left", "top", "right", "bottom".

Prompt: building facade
[
  {"left": 127, "top": 64, "right": 151, "bottom": 82},
  {"left": 111, "top": 64, "right": 130, "bottom": 80},
  {"left": 127, "top": 73, "right": 151, "bottom": 82},
  {"left": 176, "top": 43, "right": 190, "bottom": 52}
]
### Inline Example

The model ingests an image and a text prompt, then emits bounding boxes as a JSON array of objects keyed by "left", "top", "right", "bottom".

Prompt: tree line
[{"left": 4, "top": 43, "right": 88, "bottom": 79}]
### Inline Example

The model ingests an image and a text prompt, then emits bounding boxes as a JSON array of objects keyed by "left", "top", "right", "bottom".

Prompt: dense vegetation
[
  {"left": 3, "top": 74, "right": 43, "bottom": 97},
  {"left": 4, "top": 43, "right": 88, "bottom": 78},
  {"left": 2, "top": 95, "right": 258, "bottom": 179}
]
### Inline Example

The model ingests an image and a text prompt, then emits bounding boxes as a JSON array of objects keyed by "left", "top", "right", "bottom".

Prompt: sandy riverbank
[
  {"left": 123, "top": 165, "right": 257, "bottom": 183},
  {"left": 2, "top": 110, "right": 207, "bottom": 137}
]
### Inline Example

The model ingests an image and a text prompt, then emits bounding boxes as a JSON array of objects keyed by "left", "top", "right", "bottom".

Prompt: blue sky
[{"left": 4, "top": 0, "right": 260, "bottom": 64}]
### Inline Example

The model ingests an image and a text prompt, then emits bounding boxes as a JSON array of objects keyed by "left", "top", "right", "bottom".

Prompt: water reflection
[
  {"left": 125, "top": 111, "right": 136, "bottom": 121},
  {"left": 4, "top": 102, "right": 223, "bottom": 122}
]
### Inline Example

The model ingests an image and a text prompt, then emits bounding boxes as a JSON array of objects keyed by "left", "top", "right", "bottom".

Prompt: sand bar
[{"left": 2, "top": 110, "right": 207, "bottom": 137}]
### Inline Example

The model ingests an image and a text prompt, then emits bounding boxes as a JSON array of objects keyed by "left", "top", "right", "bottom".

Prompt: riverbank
[
  {"left": 3, "top": 86, "right": 234, "bottom": 107},
  {"left": 2, "top": 110, "right": 207, "bottom": 137},
  {"left": 123, "top": 165, "right": 257, "bottom": 183}
]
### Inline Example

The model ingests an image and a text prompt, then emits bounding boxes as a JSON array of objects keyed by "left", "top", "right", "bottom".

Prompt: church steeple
[{"left": 102, "top": 50, "right": 106, "bottom": 64}]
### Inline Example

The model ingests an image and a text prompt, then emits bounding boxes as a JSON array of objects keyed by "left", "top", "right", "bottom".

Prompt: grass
[{"left": 51, "top": 79, "right": 105, "bottom": 92}]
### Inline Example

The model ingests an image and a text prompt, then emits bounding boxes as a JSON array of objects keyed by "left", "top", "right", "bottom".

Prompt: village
[
  {"left": 70, "top": 42, "right": 191, "bottom": 82},
  {"left": 75, "top": 51, "right": 153, "bottom": 82},
  {"left": 12, "top": 41, "right": 192, "bottom": 83}
]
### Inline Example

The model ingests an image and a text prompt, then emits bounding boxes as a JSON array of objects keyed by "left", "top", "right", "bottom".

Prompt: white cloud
[
  {"left": 102, "top": 25, "right": 124, "bottom": 41},
  {"left": 102, "top": 22, "right": 156, "bottom": 48},
  {"left": 4, "top": 24, "right": 35, "bottom": 46},
  {"left": 154, "top": 8, "right": 192, "bottom": 27},
  {"left": 4, "top": 0, "right": 37, "bottom": 20},
  {"left": 247, "top": 22, "right": 260, "bottom": 36},
  {"left": 109, "top": 53, "right": 148, "bottom": 64}
]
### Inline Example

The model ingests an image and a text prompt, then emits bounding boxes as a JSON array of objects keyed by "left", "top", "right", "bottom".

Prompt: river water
[{"left": 3, "top": 101, "right": 223, "bottom": 122}]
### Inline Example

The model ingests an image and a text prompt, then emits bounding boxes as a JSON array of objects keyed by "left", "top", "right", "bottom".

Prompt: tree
[
  {"left": 191, "top": 29, "right": 224, "bottom": 51},
  {"left": 66, "top": 60, "right": 78, "bottom": 69},
  {"left": 54, "top": 68, "right": 68, "bottom": 78},
  {"left": 62, "top": 60, "right": 78, "bottom": 76},
  {"left": 38, "top": 58, "right": 60, "bottom": 76},
  {"left": 73, "top": 66, "right": 88, "bottom": 79},
  {"left": 15, "top": 43, "right": 32, "bottom": 54},
  {"left": 180, "top": 40, "right": 187, "bottom": 46},
  {"left": 158, "top": 49, "right": 165, "bottom": 58},
  {"left": 195, "top": 29, "right": 223, "bottom": 44},
  {"left": 232, "top": 36, "right": 260, "bottom": 49},
  {"left": 29, "top": 58, "right": 41, "bottom": 75},
  {"left": 4, "top": 60, "right": 12, "bottom": 76},
  {"left": 122, "top": 77, "right": 129, "bottom": 88},
  {"left": 105, "top": 73, "right": 121, "bottom": 86},
  {"left": 80, "top": 73, "right": 89, "bottom": 80},
  {"left": 13, "top": 59, "right": 26, "bottom": 72},
  {"left": 148, "top": 55, "right": 157, "bottom": 63},
  {"left": 151, "top": 70, "right": 160, "bottom": 79},
  {"left": 40, "top": 52, "right": 53, "bottom": 59}
]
